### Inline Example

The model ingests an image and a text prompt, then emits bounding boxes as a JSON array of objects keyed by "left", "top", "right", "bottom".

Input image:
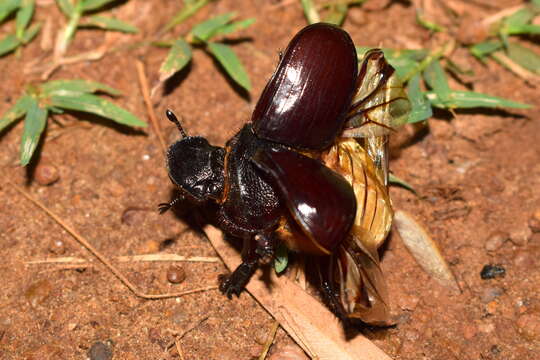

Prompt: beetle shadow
[
  {"left": 203, "top": 49, "right": 251, "bottom": 102},
  {"left": 161, "top": 62, "right": 193, "bottom": 98}
]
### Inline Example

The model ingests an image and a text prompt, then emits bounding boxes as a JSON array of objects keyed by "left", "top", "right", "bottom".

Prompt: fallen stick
[{"left": 204, "top": 225, "right": 393, "bottom": 360}]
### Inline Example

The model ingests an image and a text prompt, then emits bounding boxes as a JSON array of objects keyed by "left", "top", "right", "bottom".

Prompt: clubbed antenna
[{"left": 166, "top": 109, "right": 188, "bottom": 138}]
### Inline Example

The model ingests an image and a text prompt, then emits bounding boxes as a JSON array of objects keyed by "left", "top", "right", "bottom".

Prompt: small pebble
[
  {"left": 121, "top": 208, "right": 145, "bottom": 226},
  {"left": 516, "top": 313, "right": 540, "bottom": 341},
  {"left": 529, "top": 210, "right": 540, "bottom": 233},
  {"left": 478, "top": 322, "right": 495, "bottom": 333},
  {"left": 137, "top": 239, "right": 160, "bottom": 254},
  {"left": 462, "top": 324, "right": 477, "bottom": 340},
  {"left": 509, "top": 226, "right": 532, "bottom": 246},
  {"left": 480, "top": 287, "right": 504, "bottom": 303},
  {"left": 35, "top": 163, "right": 59, "bottom": 185},
  {"left": 480, "top": 264, "right": 505, "bottom": 280},
  {"left": 167, "top": 265, "right": 186, "bottom": 284},
  {"left": 513, "top": 250, "right": 535, "bottom": 269},
  {"left": 484, "top": 231, "right": 509, "bottom": 252},
  {"left": 25, "top": 279, "right": 52, "bottom": 308},
  {"left": 88, "top": 341, "right": 113, "bottom": 360},
  {"left": 48, "top": 238, "right": 66, "bottom": 255},
  {"left": 268, "top": 344, "right": 309, "bottom": 360},
  {"left": 108, "top": 180, "right": 125, "bottom": 197}
]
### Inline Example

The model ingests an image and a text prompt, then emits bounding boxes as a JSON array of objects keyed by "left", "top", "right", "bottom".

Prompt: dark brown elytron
[{"left": 160, "top": 23, "right": 409, "bottom": 324}]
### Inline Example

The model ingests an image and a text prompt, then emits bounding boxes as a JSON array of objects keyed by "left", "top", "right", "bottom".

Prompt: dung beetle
[{"left": 160, "top": 23, "right": 409, "bottom": 324}]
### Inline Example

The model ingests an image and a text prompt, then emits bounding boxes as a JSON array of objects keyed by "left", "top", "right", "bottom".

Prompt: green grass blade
[
  {"left": 426, "top": 90, "right": 531, "bottom": 109},
  {"left": 55, "top": 0, "right": 74, "bottom": 16},
  {"left": 502, "top": 7, "right": 536, "bottom": 28},
  {"left": 506, "top": 41, "right": 540, "bottom": 74},
  {"left": 210, "top": 18, "right": 255, "bottom": 38},
  {"left": 469, "top": 40, "right": 503, "bottom": 60},
  {"left": 274, "top": 243, "right": 288, "bottom": 274},
  {"left": 207, "top": 42, "right": 251, "bottom": 92},
  {"left": 0, "top": 34, "right": 20, "bottom": 56},
  {"left": 21, "top": 21, "right": 41, "bottom": 44},
  {"left": 505, "top": 23, "right": 540, "bottom": 35},
  {"left": 423, "top": 60, "right": 451, "bottom": 103},
  {"left": 0, "top": 0, "right": 21, "bottom": 23},
  {"left": 389, "top": 173, "right": 417, "bottom": 194},
  {"left": 50, "top": 93, "right": 147, "bottom": 127},
  {"left": 41, "top": 79, "right": 122, "bottom": 96},
  {"left": 82, "top": 15, "right": 138, "bottom": 33},
  {"left": 301, "top": 0, "right": 320, "bottom": 24},
  {"left": 81, "top": 0, "right": 117, "bottom": 12},
  {"left": 15, "top": 0, "right": 34, "bottom": 39},
  {"left": 406, "top": 74, "right": 432, "bottom": 123},
  {"left": 20, "top": 97, "right": 47, "bottom": 166},
  {"left": 159, "top": 39, "right": 192, "bottom": 81},
  {"left": 161, "top": 0, "right": 214, "bottom": 33},
  {"left": 0, "top": 94, "right": 32, "bottom": 133},
  {"left": 190, "top": 12, "right": 236, "bottom": 42}
]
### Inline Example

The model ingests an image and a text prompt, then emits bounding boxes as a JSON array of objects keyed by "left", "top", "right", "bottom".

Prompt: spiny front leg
[
  {"left": 158, "top": 195, "right": 184, "bottom": 214},
  {"left": 219, "top": 232, "right": 276, "bottom": 298}
]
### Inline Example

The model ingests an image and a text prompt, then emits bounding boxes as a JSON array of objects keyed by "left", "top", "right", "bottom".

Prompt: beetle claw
[
  {"left": 218, "top": 262, "right": 256, "bottom": 298},
  {"left": 158, "top": 203, "right": 171, "bottom": 214}
]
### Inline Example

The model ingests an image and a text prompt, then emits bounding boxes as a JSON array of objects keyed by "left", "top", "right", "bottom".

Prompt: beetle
[{"left": 160, "top": 23, "right": 409, "bottom": 324}]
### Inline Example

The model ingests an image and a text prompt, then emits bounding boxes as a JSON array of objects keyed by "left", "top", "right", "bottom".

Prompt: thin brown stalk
[
  {"left": 136, "top": 59, "right": 167, "bottom": 153},
  {"left": 8, "top": 180, "right": 217, "bottom": 300},
  {"left": 258, "top": 321, "right": 279, "bottom": 360}
]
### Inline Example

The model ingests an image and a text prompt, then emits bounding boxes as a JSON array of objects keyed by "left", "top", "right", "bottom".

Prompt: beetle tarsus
[
  {"left": 158, "top": 196, "right": 184, "bottom": 214},
  {"left": 219, "top": 262, "right": 257, "bottom": 298}
]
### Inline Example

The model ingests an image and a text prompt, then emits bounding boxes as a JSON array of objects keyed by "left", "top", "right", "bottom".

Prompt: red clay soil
[{"left": 0, "top": 0, "right": 539, "bottom": 359}]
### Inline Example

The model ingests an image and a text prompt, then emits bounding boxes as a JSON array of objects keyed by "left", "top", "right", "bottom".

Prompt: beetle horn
[{"left": 166, "top": 109, "right": 188, "bottom": 138}]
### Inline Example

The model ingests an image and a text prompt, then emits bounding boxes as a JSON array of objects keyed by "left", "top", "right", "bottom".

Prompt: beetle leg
[
  {"left": 158, "top": 195, "right": 184, "bottom": 214},
  {"left": 255, "top": 232, "right": 276, "bottom": 263},
  {"left": 318, "top": 255, "right": 349, "bottom": 321},
  {"left": 219, "top": 236, "right": 259, "bottom": 298}
]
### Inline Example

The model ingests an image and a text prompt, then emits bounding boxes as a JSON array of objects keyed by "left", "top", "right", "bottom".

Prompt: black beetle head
[{"left": 165, "top": 110, "right": 225, "bottom": 202}]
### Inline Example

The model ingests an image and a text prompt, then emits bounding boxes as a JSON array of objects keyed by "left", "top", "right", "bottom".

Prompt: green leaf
[
  {"left": 161, "top": 0, "right": 214, "bottom": 34},
  {"left": 81, "top": 15, "right": 138, "bottom": 33},
  {"left": 21, "top": 21, "right": 41, "bottom": 44},
  {"left": 81, "top": 0, "right": 116, "bottom": 12},
  {"left": 0, "top": 34, "right": 20, "bottom": 56},
  {"left": 0, "top": 0, "right": 21, "bottom": 23},
  {"left": 423, "top": 60, "right": 451, "bottom": 104},
  {"left": 159, "top": 39, "right": 192, "bottom": 81},
  {"left": 41, "top": 79, "right": 121, "bottom": 96},
  {"left": 505, "top": 23, "right": 540, "bottom": 35},
  {"left": 20, "top": 97, "right": 47, "bottom": 166},
  {"left": 207, "top": 42, "right": 251, "bottom": 92},
  {"left": 389, "top": 173, "right": 417, "bottom": 194},
  {"left": 406, "top": 74, "right": 432, "bottom": 123},
  {"left": 274, "top": 243, "right": 288, "bottom": 274},
  {"left": 301, "top": 0, "right": 320, "bottom": 24},
  {"left": 502, "top": 7, "right": 536, "bottom": 28},
  {"left": 50, "top": 93, "right": 147, "bottom": 127},
  {"left": 55, "top": 0, "right": 74, "bottom": 17},
  {"left": 469, "top": 40, "right": 503, "bottom": 60},
  {"left": 425, "top": 90, "right": 531, "bottom": 109},
  {"left": 0, "top": 94, "right": 32, "bottom": 133},
  {"left": 416, "top": 9, "right": 445, "bottom": 32},
  {"left": 211, "top": 18, "right": 255, "bottom": 38},
  {"left": 15, "top": 0, "right": 34, "bottom": 39},
  {"left": 190, "top": 12, "right": 236, "bottom": 42},
  {"left": 506, "top": 41, "right": 540, "bottom": 74}
]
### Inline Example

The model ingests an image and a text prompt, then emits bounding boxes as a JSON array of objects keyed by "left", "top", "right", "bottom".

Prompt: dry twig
[
  {"left": 8, "top": 180, "right": 217, "bottom": 300},
  {"left": 136, "top": 59, "right": 167, "bottom": 153},
  {"left": 204, "top": 225, "right": 392, "bottom": 360}
]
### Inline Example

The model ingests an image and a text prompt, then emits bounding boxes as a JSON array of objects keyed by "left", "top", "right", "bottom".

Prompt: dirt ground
[{"left": 1, "top": 0, "right": 539, "bottom": 359}]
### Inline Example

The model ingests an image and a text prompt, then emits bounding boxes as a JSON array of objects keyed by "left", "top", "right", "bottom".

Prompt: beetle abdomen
[{"left": 251, "top": 23, "right": 358, "bottom": 150}]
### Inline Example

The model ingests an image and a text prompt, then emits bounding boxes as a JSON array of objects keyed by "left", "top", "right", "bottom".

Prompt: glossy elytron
[{"left": 160, "top": 23, "right": 410, "bottom": 324}]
